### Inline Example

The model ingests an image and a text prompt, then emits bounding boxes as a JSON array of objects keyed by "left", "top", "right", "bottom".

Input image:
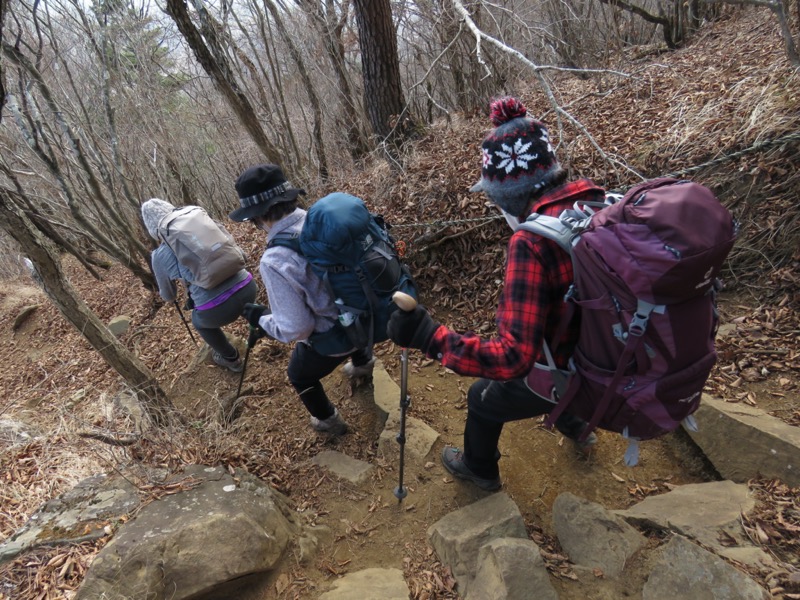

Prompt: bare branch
[{"left": 449, "top": 0, "right": 644, "bottom": 180}]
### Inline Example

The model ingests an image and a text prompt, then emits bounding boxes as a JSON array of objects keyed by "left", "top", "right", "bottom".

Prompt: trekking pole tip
[
  {"left": 394, "top": 485, "right": 407, "bottom": 501},
  {"left": 392, "top": 291, "right": 417, "bottom": 312}
]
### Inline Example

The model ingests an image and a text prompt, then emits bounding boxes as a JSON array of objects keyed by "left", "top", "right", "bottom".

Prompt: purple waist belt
[{"left": 195, "top": 273, "right": 253, "bottom": 311}]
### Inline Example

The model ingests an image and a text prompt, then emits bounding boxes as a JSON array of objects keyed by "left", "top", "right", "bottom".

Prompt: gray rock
[
  {"left": 643, "top": 535, "right": 770, "bottom": 600},
  {"left": 686, "top": 394, "right": 800, "bottom": 487},
  {"left": 75, "top": 465, "right": 298, "bottom": 600},
  {"left": 0, "top": 472, "right": 139, "bottom": 564},
  {"left": 319, "top": 568, "right": 409, "bottom": 599},
  {"left": 616, "top": 480, "right": 775, "bottom": 569},
  {"left": 107, "top": 315, "right": 132, "bottom": 337},
  {"left": 312, "top": 450, "right": 374, "bottom": 484},
  {"left": 427, "top": 492, "right": 527, "bottom": 596},
  {"left": 296, "top": 525, "right": 333, "bottom": 565},
  {"left": 465, "top": 538, "right": 557, "bottom": 600},
  {"left": 552, "top": 492, "right": 646, "bottom": 578},
  {"left": 373, "top": 360, "right": 439, "bottom": 460}
]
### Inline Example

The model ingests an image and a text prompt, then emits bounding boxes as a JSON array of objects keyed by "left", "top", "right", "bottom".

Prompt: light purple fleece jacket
[{"left": 256, "top": 207, "right": 340, "bottom": 344}]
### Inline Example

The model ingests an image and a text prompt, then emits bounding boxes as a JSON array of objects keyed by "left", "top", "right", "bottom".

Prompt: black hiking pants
[
  {"left": 463, "top": 377, "right": 589, "bottom": 479},
  {"left": 287, "top": 342, "right": 373, "bottom": 420}
]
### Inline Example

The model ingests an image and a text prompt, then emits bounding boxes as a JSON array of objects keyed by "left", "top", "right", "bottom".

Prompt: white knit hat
[{"left": 140, "top": 198, "right": 175, "bottom": 240}]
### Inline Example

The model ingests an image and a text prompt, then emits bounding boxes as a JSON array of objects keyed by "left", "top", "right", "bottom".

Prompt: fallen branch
[{"left": 78, "top": 430, "right": 140, "bottom": 446}]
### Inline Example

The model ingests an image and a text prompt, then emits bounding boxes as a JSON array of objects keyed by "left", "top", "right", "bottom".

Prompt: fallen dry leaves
[{"left": 744, "top": 479, "right": 800, "bottom": 596}]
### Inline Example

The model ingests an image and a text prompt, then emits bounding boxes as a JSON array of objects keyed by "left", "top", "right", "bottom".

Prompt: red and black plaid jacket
[{"left": 426, "top": 179, "right": 605, "bottom": 380}]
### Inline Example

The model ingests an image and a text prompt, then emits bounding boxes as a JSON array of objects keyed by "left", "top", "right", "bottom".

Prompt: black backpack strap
[{"left": 267, "top": 232, "right": 301, "bottom": 251}]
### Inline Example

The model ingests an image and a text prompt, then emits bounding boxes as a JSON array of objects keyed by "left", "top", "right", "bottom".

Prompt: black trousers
[
  {"left": 463, "top": 377, "right": 588, "bottom": 479},
  {"left": 287, "top": 341, "right": 373, "bottom": 420}
]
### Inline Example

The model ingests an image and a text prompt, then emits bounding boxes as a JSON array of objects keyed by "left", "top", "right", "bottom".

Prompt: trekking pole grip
[{"left": 392, "top": 291, "right": 417, "bottom": 312}]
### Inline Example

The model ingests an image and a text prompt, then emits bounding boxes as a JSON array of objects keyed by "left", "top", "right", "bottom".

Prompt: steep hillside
[{"left": 1, "top": 6, "right": 798, "bottom": 599}]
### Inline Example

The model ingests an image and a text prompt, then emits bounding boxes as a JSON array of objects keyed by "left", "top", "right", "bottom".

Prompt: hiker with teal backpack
[
  {"left": 141, "top": 198, "right": 257, "bottom": 373},
  {"left": 387, "top": 97, "right": 599, "bottom": 491},
  {"left": 230, "top": 164, "right": 416, "bottom": 436}
]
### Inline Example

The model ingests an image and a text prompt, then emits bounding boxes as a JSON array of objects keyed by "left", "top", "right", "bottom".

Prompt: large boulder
[
  {"left": 75, "top": 465, "right": 299, "bottom": 600},
  {"left": 616, "top": 480, "right": 775, "bottom": 569},
  {"left": 465, "top": 538, "right": 557, "bottom": 600}
]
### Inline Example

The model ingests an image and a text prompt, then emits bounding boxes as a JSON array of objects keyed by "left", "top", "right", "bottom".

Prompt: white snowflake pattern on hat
[
  {"left": 481, "top": 148, "right": 492, "bottom": 168},
  {"left": 540, "top": 130, "right": 554, "bottom": 155},
  {"left": 495, "top": 139, "right": 538, "bottom": 174}
]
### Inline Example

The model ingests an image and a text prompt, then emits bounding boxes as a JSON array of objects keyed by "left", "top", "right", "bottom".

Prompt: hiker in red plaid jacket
[{"left": 388, "top": 96, "right": 603, "bottom": 491}]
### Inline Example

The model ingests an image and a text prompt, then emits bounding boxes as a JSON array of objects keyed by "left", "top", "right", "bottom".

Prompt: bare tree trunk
[
  {"left": 702, "top": 0, "right": 799, "bottom": 66},
  {"left": 773, "top": 0, "right": 800, "bottom": 65},
  {"left": 2, "top": 89, "right": 156, "bottom": 289},
  {"left": 296, "top": 0, "right": 372, "bottom": 158},
  {"left": 263, "top": 0, "right": 329, "bottom": 180},
  {"left": 597, "top": 0, "right": 678, "bottom": 47},
  {"left": 0, "top": 191, "right": 173, "bottom": 426},
  {"left": 352, "top": 0, "right": 413, "bottom": 143},
  {"left": 165, "top": 0, "right": 284, "bottom": 167}
]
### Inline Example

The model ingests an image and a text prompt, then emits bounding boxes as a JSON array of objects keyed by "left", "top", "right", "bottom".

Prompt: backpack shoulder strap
[
  {"left": 517, "top": 213, "right": 575, "bottom": 255},
  {"left": 268, "top": 232, "right": 301, "bottom": 252}
]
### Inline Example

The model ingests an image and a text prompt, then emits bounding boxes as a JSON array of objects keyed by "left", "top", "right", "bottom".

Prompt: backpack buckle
[{"left": 628, "top": 300, "right": 663, "bottom": 337}]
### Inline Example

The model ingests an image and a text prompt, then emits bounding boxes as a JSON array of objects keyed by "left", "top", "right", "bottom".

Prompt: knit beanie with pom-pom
[
  {"left": 140, "top": 198, "right": 176, "bottom": 240},
  {"left": 469, "top": 97, "right": 562, "bottom": 218}
]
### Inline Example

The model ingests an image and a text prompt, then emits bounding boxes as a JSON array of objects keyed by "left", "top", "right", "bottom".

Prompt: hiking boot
[
  {"left": 310, "top": 408, "right": 349, "bottom": 436},
  {"left": 212, "top": 349, "right": 243, "bottom": 373},
  {"left": 571, "top": 430, "right": 598, "bottom": 453},
  {"left": 342, "top": 357, "right": 376, "bottom": 379},
  {"left": 440, "top": 446, "right": 502, "bottom": 492}
]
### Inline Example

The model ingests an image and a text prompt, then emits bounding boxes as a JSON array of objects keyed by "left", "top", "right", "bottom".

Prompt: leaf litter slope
[{"left": 1, "top": 6, "right": 799, "bottom": 599}]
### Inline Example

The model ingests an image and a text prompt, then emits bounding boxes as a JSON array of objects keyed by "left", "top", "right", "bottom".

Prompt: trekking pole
[
  {"left": 173, "top": 300, "right": 199, "bottom": 346},
  {"left": 391, "top": 291, "right": 417, "bottom": 503},
  {"left": 224, "top": 325, "right": 259, "bottom": 425},
  {"left": 235, "top": 326, "right": 259, "bottom": 400}
]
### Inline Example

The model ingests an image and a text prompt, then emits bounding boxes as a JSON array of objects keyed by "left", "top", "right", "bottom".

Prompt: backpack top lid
[
  {"left": 583, "top": 178, "right": 736, "bottom": 305},
  {"left": 299, "top": 193, "right": 374, "bottom": 267}
]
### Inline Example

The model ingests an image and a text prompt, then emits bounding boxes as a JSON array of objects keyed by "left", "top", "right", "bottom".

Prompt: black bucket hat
[{"left": 229, "top": 164, "right": 305, "bottom": 222}]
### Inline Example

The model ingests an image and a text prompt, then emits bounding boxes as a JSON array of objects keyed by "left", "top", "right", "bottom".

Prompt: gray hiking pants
[{"left": 191, "top": 279, "right": 257, "bottom": 358}]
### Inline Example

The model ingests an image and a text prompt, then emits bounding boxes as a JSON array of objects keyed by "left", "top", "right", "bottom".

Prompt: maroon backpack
[{"left": 520, "top": 178, "right": 737, "bottom": 465}]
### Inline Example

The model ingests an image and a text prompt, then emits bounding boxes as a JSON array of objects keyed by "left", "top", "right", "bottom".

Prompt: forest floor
[
  {"left": 1, "top": 256, "right": 798, "bottom": 600},
  {"left": 1, "top": 5, "right": 799, "bottom": 600}
]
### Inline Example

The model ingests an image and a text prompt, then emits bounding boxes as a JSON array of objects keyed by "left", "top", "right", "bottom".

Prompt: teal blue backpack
[{"left": 270, "top": 193, "right": 417, "bottom": 355}]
